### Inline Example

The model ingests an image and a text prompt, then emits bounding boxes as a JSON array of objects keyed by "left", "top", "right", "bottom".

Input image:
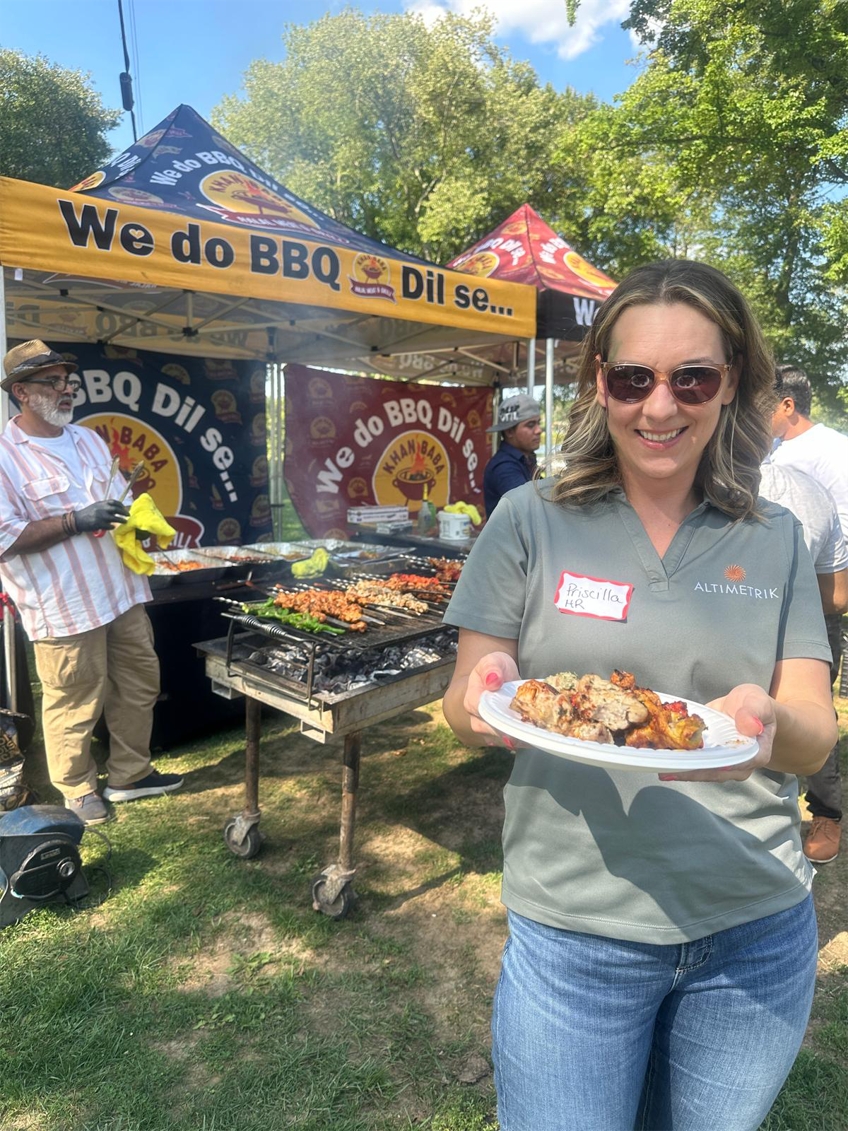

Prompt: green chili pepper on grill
[{"left": 240, "top": 600, "right": 345, "bottom": 635}]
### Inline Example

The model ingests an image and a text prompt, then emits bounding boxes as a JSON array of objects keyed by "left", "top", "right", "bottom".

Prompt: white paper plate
[{"left": 478, "top": 681, "right": 759, "bottom": 772}]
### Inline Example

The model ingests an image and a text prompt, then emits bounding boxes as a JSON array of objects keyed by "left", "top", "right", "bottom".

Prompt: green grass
[
  {"left": 0, "top": 711, "right": 503, "bottom": 1130},
  {"left": 2, "top": 698, "right": 846, "bottom": 1130}
]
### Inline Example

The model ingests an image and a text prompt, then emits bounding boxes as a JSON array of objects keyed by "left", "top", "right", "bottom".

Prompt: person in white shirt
[
  {"left": 0, "top": 340, "right": 183, "bottom": 825},
  {"left": 769, "top": 365, "right": 848, "bottom": 862}
]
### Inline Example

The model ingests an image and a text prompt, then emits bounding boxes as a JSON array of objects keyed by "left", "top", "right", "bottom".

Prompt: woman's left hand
[{"left": 658, "top": 683, "right": 775, "bottom": 783}]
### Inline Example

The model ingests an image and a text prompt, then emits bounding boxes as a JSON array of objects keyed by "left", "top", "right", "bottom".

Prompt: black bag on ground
[{"left": 0, "top": 617, "right": 35, "bottom": 752}]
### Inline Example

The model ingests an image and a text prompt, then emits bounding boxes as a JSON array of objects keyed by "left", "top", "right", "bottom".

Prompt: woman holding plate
[{"left": 442, "top": 259, "right": 837, "bottom": 1131}]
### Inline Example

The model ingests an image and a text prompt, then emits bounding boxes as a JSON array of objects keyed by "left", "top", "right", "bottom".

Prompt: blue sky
[{"left": 2, "top": 0, "right": 644, "bottom": 158}]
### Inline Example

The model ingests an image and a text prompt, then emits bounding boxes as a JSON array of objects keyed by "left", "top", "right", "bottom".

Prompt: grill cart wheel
[
  {"left": 223, "top": 819, "right": 262, "bottom": 859},
  {"left": 311, "top": 869, "right": 355, "bottom": 920}
]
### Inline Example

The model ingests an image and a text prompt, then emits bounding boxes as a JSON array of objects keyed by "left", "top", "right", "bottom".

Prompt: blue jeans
[{"left": 492, "top": 897, "right": 817, "bottom": 1131}]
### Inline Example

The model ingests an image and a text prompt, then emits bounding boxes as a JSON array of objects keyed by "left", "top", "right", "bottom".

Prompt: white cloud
[{"left": 405, "top": 0, "right": 632, "bottom": 61}]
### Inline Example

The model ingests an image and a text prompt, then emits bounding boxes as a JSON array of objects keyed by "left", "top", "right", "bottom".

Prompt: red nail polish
[
  {"left": 752, "top": 717, "right": 764, "bottom": 735},
  {"left": 658, "top": 774, "right": 680, "bottom": 782},
  {"left": 485, "top": 672, "right": 500, "bottom": 688}
]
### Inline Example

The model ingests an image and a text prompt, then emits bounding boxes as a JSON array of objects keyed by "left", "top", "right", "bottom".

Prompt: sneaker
[
  {"left": 65, "top": 792, "right": 110, "bottom": 825},
  {"left": 803, "top": 816, "right": 842, "bottom": 864},
  {"left": 102, "top": 769, "right": 184, "bottom": 803}
]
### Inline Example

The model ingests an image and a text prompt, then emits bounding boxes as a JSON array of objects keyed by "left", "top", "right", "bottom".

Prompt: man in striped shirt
[{"left": 0, "top": 340, "right": 182, "bottom": 824}]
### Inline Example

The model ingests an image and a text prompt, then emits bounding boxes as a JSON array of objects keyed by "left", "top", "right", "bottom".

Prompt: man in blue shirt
[{"left": 483, "top": 393, "right": 542, "bottom": 518}]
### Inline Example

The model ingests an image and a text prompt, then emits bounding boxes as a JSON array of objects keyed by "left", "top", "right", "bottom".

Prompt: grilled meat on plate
[{"left": 508, "top": 670, "right": 706, "bottom": 750}]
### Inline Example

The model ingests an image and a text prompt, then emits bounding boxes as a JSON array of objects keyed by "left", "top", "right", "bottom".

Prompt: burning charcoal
[{"left": 401, "top": 647, "right": 442, "bottom": 669}]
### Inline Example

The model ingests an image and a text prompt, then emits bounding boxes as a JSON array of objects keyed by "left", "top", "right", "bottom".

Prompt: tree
[
  {"left": 0, "top": 50, "right": 121, "bottom": 188},
  {"left": 561, "top": 0, "right": 848, "bottom": 410},
  {"left": 213, "top": 9, "right": 594, "bottom": 263}
]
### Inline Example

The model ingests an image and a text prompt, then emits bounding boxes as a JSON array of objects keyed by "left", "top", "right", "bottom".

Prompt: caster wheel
[
  {"left": 311, "top": 874, "right": 355, "bottom": 920},
  {"left": 223, "top": 820, "right": 262, "bottom": 859}
]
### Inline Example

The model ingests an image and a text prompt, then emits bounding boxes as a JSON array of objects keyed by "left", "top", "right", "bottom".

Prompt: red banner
[{"left": 284, "top": 365, "right": 493, "bottom": 538}]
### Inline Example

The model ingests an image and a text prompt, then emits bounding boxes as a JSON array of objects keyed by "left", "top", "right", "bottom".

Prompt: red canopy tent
[{"left": 446, "top": 203, "right": 616, "bottom": 453}]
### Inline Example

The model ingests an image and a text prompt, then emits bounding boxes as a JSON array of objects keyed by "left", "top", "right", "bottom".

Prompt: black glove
[{"left": 73, "top": 500, "right": 131, "bottom": 533}]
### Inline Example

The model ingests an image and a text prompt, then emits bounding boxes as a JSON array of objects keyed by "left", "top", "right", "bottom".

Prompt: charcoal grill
[{"left": 194, "top": 568, "right": 459, "bottom": 919}]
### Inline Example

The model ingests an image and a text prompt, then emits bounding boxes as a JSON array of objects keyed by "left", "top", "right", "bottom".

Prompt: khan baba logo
[
  {"left": 563, "top": 249, "right": 615, "bottom": 292},
  {"left": 349, "top": 254, "right": 396, "bottom": 302},
  {"left": 373, "top": 431, "right": 449, "bottom": 512},
  {"left": 454, "top": 250, "right": 500, "bottom": 277},
  {"left": 70, "top": 170, "right": 106, "bottom": 193},
  {"left": 199, "top": 171, "right": 319, "bottom": 231},
  {"left": 81, "top": 413, "right": 204, "bottom": 548}
]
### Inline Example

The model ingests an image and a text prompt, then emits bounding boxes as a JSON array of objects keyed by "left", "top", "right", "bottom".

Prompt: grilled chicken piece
[
  {"left": 274, "top": 589, "right": 365, "bottom": 623},
  {"left": 547, "top": 671, "right": 578, "bottom": 693},
  {"left": 565, "top": 720, "right": 615, "bottom": 744},
  {"left": 573, "top": 674, "right": 649, "bottom": 732},
  {"left": 510, "top": 680, "right": 574, "bottom": 733},
  {"left": 610, "top": 669, "right": 636, "bottom": 691},
  {"left": 624, "top": 686, "right": 706, "bottom": 750},
  {"left": 345, "top": 582, "right": 428, "bottom": 614}
]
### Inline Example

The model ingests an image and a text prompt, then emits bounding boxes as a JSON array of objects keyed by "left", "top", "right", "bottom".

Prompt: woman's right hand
[
  {"left": 463, "top": 650, "right": 522, "bottom": 744},
  {"left": 442, "top": 630, "right": 523, "bottom": 749}
]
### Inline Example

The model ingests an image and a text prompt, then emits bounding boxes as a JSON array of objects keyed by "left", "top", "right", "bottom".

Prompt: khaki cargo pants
[{"left": 33, "top": 604, "right": 160, "bottom": 799}]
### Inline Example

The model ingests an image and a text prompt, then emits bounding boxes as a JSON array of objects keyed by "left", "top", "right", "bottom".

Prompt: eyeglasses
[
  {"left": 25, "top": 376, "right": 82, "bottom": 394},
  {"left": 599, "top": 361, "right": 732, "bottom": 406}
]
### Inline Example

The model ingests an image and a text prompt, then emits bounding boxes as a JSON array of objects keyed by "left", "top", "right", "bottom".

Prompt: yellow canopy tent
[
  {"left": 0, "top": 105, "right": 536, "bottom": 704},
  {"left": 0, "top": 105, "right": 534, "bottom": 374}
]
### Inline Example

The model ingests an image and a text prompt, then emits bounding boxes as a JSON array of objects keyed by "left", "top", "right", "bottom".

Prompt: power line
[
  {"left": 117, "top": 0, "right": 138, "bottom": 142},
  {"left": 127, "top": 0, "right": 144, "bottom": 135}
]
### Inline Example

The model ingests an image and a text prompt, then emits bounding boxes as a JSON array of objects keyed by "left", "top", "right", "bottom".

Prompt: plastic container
[{"left": 437, "top": 511, "right": 472, "bottom": 541}]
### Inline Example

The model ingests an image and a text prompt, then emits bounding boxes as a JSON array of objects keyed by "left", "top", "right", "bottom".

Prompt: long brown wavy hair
[{"left": 553, "top": 260, "right": 774, "bottom": 520}]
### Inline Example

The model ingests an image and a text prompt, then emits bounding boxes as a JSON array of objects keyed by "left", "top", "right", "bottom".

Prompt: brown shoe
[{"left": 803, "top": 816, "right": 841, "bottom": 864}]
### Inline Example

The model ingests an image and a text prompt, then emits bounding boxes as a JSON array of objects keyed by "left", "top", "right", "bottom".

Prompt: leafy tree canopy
[
  {"left": 0, "top": 49, "right": 121, "bottom": 188},
  {"left": 213, "top": 8, "right": 595, "bottom": 263},
  {"left": 562, "top": 0, "right": 848, "bottom": 410}
]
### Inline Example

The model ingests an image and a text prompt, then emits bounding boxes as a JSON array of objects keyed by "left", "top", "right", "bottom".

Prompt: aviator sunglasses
[{"left": 599, "top": 360, "right": 733, "bottom": 406}]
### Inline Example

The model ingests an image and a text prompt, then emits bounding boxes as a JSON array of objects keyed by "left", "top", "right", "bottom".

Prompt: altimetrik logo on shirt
[{"left": 694, "top": 564, "right": 779, "bottom": 599}]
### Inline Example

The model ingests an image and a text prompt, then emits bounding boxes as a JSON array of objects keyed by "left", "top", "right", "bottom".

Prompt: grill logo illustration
[
  {"left": 69, "top": 170, "right": 106, "bottom": 193},
  {"left": 199, "top": 172, "right": 319, "bottom": 231},
  {"left": 83, "top": 413, "right": 203, "bottom": 548},
  {"left": 452, "top": 250, "right": 500, "bottom": 277},
  {"left": 373, "top": 431, "right": 449, "bottom": 511},
  {"left": 349, "top": 254, "right": 396, "bottom": 302}
]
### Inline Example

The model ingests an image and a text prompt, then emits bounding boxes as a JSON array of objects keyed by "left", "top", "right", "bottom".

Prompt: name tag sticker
[{"left": 553, "top": 571, "right": 633, "bottom": 621}]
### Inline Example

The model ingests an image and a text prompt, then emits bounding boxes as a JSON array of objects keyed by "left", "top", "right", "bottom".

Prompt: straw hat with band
[
  {"left": 486, "top": 393, "right": 542, "bottom": 433},
  {"left": 2, "top": 340, "right": 78, "bottom": 393}
]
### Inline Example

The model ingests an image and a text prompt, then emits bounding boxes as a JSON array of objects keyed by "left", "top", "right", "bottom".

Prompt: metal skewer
[
  {"left": 93, "top": 455, "right": 124, "bottom": 537},
  {"left": 104, "top": 455, "right": 120, "bottom": 499},
  {"left": 117, "top": 462, "right": 147, "bottom": 504}
]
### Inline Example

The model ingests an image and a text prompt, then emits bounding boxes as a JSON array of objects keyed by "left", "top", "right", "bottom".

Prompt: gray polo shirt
[{"left": 444, "top": 481, "right": 832, "bottom": 943}]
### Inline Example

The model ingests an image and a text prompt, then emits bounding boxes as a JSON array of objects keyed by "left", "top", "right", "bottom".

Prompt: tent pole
[
  {"left": 545, "top": 338, "right": 554, "bottom": 461},
  {"left": 0, "top": 269, "right": 16, "bottom": 713},
  {"left": 0, "top": 269, "right": 8, "bottom": 431},
  {"left": 526, "top": 337, "right": 536, "bottom": 396}
]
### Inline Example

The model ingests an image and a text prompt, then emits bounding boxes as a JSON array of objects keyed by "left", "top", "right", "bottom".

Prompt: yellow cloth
[
  {"left": 113, "top": 493, "right": 176, "bottom": 575},
  {"left": 291, "top": 547, "right": 329, "bottom": 578},
  {"left": 444, "top": 501, "right": 482, "bottom": 526}
]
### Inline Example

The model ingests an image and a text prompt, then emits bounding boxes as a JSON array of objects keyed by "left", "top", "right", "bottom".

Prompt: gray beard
[{"left": 28, "top": 393, "right": 73, "bottom": 428}]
